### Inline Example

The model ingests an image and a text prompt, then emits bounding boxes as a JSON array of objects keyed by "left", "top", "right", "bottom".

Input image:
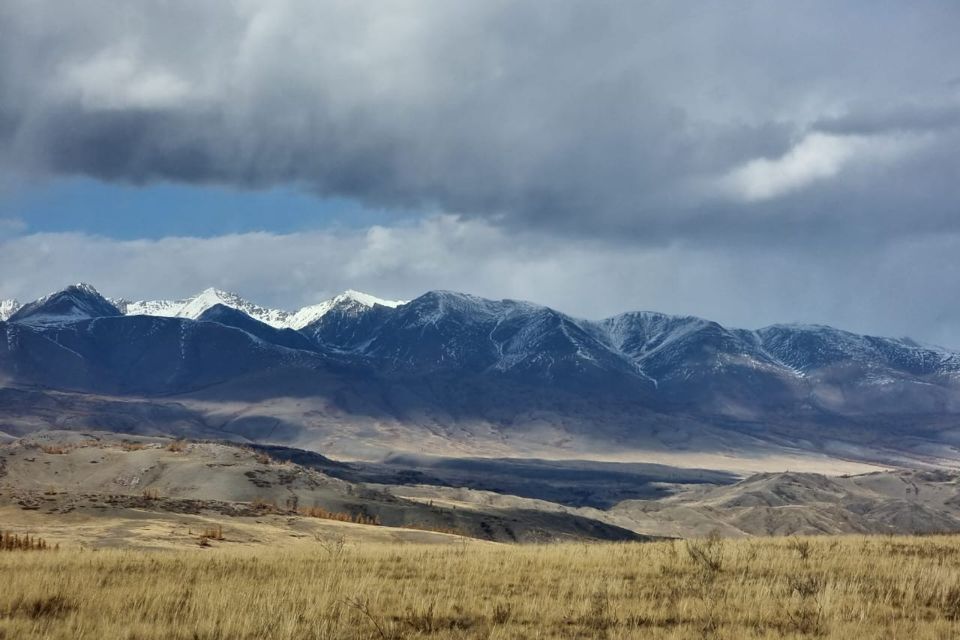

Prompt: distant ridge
[
  {"left": 3, "top": 282, "right": 960, "bottom": 470},
  {"left": 111, "top": 287, "right": 405, "bottom": 329}
]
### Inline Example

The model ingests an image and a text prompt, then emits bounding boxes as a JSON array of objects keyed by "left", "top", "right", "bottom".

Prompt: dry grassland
[{"left": 2, "top": 534, "right": 960, "bottom": 639}]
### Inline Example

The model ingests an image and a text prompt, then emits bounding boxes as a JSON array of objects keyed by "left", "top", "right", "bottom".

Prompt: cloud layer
[
  {"left": 1, "top": 1, "right": 959, "bottom": 244},
  {"left": 1, "top": 2, "right": 959, "bottom": 345}
]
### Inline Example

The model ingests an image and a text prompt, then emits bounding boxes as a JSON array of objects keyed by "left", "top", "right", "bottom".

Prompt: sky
[{"left": 1, "top": 1, "right": 959, "bottom": 344}]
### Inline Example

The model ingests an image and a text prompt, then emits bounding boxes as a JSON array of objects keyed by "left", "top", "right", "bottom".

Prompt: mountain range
[{"left": 2, "top": 283, "right": 960, "bottom": 471}]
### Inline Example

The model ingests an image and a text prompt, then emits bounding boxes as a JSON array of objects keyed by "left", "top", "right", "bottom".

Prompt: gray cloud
[
  {"left": 1, "top": 2, "right": 960, "bottom": 344},
  {"left": 1, "top": 1, "right": 959, "bottom": 245},
  {"left": 813, "top": 103, "right": 960, "bottom": 136}
]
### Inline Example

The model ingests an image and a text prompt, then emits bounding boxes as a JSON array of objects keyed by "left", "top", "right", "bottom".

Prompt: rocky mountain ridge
[{"left": 3, "top": 283, "right": 960, "bottom": 469}]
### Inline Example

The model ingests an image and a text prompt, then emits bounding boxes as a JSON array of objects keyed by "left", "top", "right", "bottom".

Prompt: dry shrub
[
  {"left": 165, "top": 440, "right": 187, "bottom": 453},
  {"left": 121, "top": 441, "right": 148, "bottom": 452},
  {"left": 251, "top": 497, "right": 279, "bottom": 513},
  {"left": 142, "top": 488, "right": 161, "bottom": 500},
  {"left": 686, "top": 530, "right": 724, "bottom": 574},
  {"left": 198, "top": 525, "right": 224, "bottom": 545},
  {"left": 4, "top": 594, "right": 73, "bottom": 619},
  {"left": 315, "top": 534, "right": 346, "bottom": 558},
  {"left": 788, "top": 536, "right": 813, "bottom": 561},
  {"left": 39, "top": 445, "right": 69, "bottom": 455},
  {"left": 298, "top": 505, "right": 380, "bottom": 526},
  {"left": 254, "top": 453, "right": 272, "bottom": 465},
  {"left": 491, "top": 602, "right": 512, "bottom": 625},
  {"left": 0, "top": 532, "right": 56, "bottom": 551}
]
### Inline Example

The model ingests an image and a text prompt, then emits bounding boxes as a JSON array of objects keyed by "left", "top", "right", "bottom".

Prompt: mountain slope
[
  {"left": 0, "top": 432, "right": 643, "bottom": 542},
  {"left": 8, "top": 284, "right": 121, "bottom": 326},
  {"left": 196, "top": 304, "right": 319, "bottom": 352},
  {"left": 611, "top": 469, "right": 960, "bottom": 537},
  {"left": 304, "top": 290, "right": 655, "bottom": 390},
  {"left": 1, "top": 314, "right": 335, "bottom": 395},
  {"left": 287, "top": 290, "right": 405, "bottom": 329},
  {"left": 4, "top": 284, "right": 960, "bottom": 470}
]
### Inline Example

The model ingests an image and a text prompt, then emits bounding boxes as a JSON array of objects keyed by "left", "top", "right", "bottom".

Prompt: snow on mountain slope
[
  {"left": 8, "top": 283, "right": 121, "bottom": 326},
  {"left": 757, "top": 324, "right": 960, "bottom": 380},
  {"left": 113, "top": 288, "right": 403, "bottom": 329},
  {"left": 286, "top": 290, "right": 405, "bottom": 329},
  {"left": 114, "top": 288, "right": 290, "bottom": 327},
  {"left": 114, "top": 298, "right": 184, "bottom": 318},
  {"left": 0, "top": 299, "right": 20, "bottom": 321},
  {"left": 177, "top": 289, "right": 292, "bottom": 327}
]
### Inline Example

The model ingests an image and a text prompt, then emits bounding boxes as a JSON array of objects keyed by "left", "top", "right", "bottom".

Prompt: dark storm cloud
[
  {"left": 3, "top": 1, "right": 960, "bottom": 346},
  {"left": 2, "top": 0, "right": 958, "bottom": 245}
]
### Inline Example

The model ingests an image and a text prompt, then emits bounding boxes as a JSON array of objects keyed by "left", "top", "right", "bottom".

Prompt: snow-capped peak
[
  {"left": 0, "top": 298, "right": 22, "bottom": 321},
  {"left": 111, "top": 287, "right": 404, "bottom": 329},
  {"left": 116, "top": 287, "right": 292, "bottom": 328},
  {"left": 174, "top": 288, "right": 292, "bottom": 327},
  {"left": 286, "top": 290, "right": 406, "bottom": 329}
]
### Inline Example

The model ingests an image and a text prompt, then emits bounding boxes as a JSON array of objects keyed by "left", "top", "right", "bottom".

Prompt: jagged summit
[
  {"left": 8, "top": 283, "right": 121, "bottom": 326},
  {"left": 111, "top": 287, "right": 405, "bottom": 329}
]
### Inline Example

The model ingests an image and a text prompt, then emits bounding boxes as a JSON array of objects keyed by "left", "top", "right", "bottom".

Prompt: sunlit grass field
[{"left": 2, "top": 534, "right": 960, "bottom": 639}]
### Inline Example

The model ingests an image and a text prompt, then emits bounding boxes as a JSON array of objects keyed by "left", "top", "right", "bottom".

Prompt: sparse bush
[
  {"left": 789, "top": 536, "right": 813, "bottom": 561},
  {"left": 344, "top": 596, "right": 398, "bottom": 640},
  {"left": 4, "top": 594, "right": 73, "bottom": 619},
  {"left": 788, "top": 573, "right": 826, "bottom": 598},
  {"left": 166, "top": 440, "right": 187, "bottom": 453},
  {"left": 251, "top": 497, "right": 279, "bottom": 513},
  {"left": 39, "top": 445, "right": 69, "bottom": 455},
  {"left": 686, "top": 530, "right": 724, "bottom": 574},
  {"left": 199, "top": 525, "right": 224, "bottom": 543},
  {"left": 941, "top": 585, "right": 960, "bottom": 620},
  {"left": 298, "top": 505, "right": 380, "bottom": 526},
  {"left": 1, "top": 532, "right": 56, "bottom": 551},
  {"left": 491, "top": 602, "right": 512, "bottom": 625},
  {"left": 315, "top": 534, "right": 346, "bottom": 558},
  {"left": 578, "top": 589, "right": 615, "bottom": 631},
  {"left": 142, "top": 488, "right": 161, "bottom": 500}
]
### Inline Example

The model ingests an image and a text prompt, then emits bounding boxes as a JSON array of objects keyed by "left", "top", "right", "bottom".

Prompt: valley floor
[{"left": 2, "top": 533, "right": 960, "bottom": 639}]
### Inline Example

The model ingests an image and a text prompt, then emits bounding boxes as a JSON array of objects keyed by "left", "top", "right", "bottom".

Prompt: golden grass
[{"left": 1, "top": 534, "right": 960, "bottom": 639}]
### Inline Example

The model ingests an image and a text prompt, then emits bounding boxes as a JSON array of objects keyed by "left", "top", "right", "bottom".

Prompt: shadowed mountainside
[{"left": 3, "top": 284, "right": 960, "bottom": 470}]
